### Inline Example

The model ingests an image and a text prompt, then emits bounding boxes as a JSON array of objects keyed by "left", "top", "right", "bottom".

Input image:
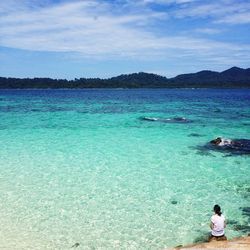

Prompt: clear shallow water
[{"left": 0, "top": 89, "right": 249, "bottom": 249}]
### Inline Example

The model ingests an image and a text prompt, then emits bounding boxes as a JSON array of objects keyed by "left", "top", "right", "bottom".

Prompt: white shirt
[{"left": 211, "top": 214, "right": 225, "bottom": 236}]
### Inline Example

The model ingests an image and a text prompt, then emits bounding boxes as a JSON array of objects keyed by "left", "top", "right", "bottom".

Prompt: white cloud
[
  {"left": 0, "top": 0, "right": 249, "bottom": 65},
  {"left": 216, "top": 12, "right": 250, "bottom": 24},
  {"left": 174, "top": 0, "right": 250, "bottom": 24},
  {"left": 0, "top": 1, "right": 167, "bottom": 56}
]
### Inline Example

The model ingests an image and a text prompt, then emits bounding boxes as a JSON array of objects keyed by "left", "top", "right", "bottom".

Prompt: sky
[{"left": 0, "top": 0, "right": 250, "bottom": 79}]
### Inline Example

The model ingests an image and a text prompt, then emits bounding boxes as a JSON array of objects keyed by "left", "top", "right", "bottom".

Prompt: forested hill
[{"left": 0, "top": 67, "right": 250, "bottom": 89}]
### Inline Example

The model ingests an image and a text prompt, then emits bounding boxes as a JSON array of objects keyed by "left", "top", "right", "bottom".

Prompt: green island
[{"left": 1, "top": 66, "right": 250, "bottom": 89}]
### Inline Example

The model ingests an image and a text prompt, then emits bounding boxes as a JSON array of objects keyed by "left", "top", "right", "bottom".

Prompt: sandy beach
[{"left": 172, "top": 235, "right": 250, "bottom": 249}]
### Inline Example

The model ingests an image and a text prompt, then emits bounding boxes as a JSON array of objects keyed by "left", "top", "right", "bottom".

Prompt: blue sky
[{"left": 0, "top": 0, "right": 250, "bottom": 79}]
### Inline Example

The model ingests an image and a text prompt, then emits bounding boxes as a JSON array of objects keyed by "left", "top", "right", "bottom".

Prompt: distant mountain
[
  {"left": 108, "top": 72, "right": 168, "bottom": 88},
  {"left": 170, "top": 67, "right": 250, "bottom": 87},
  {"left": 0, "top": 67, "right": 249, "bottom": 88},
  {"left": 220, "top": 67, "right": 250, "bottom": 83}
]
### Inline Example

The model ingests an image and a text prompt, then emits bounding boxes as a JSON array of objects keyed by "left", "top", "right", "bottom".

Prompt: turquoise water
[{"left": 0, "top": 89, "right": 249, "bottom": 249}]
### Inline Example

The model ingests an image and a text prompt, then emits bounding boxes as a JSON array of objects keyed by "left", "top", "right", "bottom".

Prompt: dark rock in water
[
  {"left": 227, "top": 219, "right": 238, "bottom": 225},
  {"left": 240, "top": 113, "right": 250, "bottom": 118},
  {"left": 243, "top": 194, "right": 250, "bottom": 199},
  {"left": 214, "top": 108, "right": 222, "bottom": 113},
  {"left": 172, "top": 117, "right": 190, "bottom": 122},
  {"left": 240, "top": 207, "right": 250, "bottom": 212},
  {"left": 171, "top": 200, "right": 178, "bottom": 205},
  {"left": 233, "top": 224, "right": 250, "bottom": 233},
  {"left": 223, "top": 154, "right": 233, "bottom": 157},
  {"left": 175, "top": 245, "right": 183, "bottom": 248},
  {"left": 140, "top": 117, "right": 159, "bottom": 122},
  {"left": 197, "top": 138, "right": 250, "bottom": 155},
  {"left": 188, "top": 133, "right": 204, "bottom": 137},
  {"left": 240, "top": 207, "right": 250, "bottom": 216},
  {"left": 71, "top": 243, "right": 80, "bottom": 248},
  {"left": 140, "top": 116, "right": 192, "bottom": 123},
  {"left": 193, "top": 232, "right": 210, "bottom": 243}
]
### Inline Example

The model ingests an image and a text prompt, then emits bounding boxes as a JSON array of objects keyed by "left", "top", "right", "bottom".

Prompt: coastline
[{"left": 171, "top": 235, "right": 250, "bottom": 249}]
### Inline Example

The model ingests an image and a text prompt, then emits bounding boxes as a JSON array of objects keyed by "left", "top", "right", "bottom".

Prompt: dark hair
[{"left": 214, "top": 204, "right": 222, "bottom": 216}]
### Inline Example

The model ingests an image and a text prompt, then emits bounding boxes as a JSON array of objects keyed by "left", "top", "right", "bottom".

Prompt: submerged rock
[
  {"left": 175, "top": 244, "right": 183, "bottom": 248},
  {"left": 214, "top": 108, "right": 222, "bottom": 113},
  {"left": 193, "top": 232, "right": 210, "bottom": 243},
  {"left": 233, "top": 224, "right": 250, "bottom": 233},
  {"left": 240, "top": 207, "right": 250, "bottom": 216},
  {"left": 188, "top": 133, "right": 204, "bottom": 137},
  {"left": 197, "top": 138, "right": 250, "bottom": 155},
  {"left": 227, "top": 219, "right": 238, "bottom": 225},
  {"left": 171, "top": 200, "right": 178, "bottom": 205},
  {"left": 71, "top": 243, "right": 80, "bottom": 248}
]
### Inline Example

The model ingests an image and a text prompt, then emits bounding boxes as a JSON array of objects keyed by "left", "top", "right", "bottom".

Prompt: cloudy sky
[{"left": 0, "top": 0, "right": 250, "bottom": 79}]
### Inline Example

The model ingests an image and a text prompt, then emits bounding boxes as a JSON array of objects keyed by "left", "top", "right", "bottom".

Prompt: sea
[{"left": 0, "top": 88, "right": 249, "bottom": 249}]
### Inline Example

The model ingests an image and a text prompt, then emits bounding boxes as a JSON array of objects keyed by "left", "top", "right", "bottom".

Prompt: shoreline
[{"left": 171, "top": 235, "right": 250, "bottom": 249}]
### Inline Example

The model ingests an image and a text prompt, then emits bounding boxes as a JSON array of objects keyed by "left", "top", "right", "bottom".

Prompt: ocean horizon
[{"left": 0, "top": 88, "right": 249, "bottom": 249}]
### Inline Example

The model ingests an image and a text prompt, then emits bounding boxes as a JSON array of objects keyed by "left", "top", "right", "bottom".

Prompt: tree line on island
[{"left": 0, "top": 67, "right": 250, "bottom": 89}]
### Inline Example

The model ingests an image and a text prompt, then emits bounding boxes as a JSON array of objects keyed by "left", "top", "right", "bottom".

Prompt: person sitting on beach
[
  {"left": 210, "top": 137, "right": 232, "bottom": 146},
  {"left": 209, "top": 204, "right": 227, "bottom": 241}
]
